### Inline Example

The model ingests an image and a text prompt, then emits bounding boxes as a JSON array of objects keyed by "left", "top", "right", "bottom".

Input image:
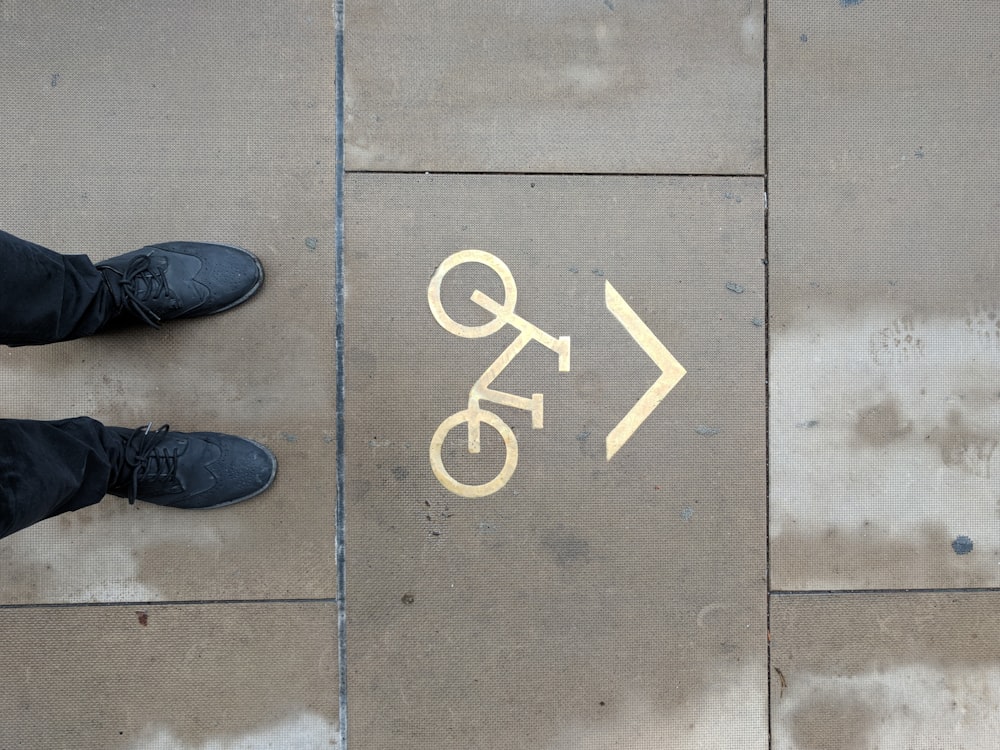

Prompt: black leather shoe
[
  {"left": 107, "top": 424, "right": 277, "bottom": 509},
  {"left": 97, "top": 242, "right": 263, "bottom": 328}
]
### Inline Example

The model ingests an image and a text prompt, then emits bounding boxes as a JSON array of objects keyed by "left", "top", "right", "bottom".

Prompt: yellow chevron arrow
[{"left": 605, "top": 281, "right": 686, "bottom": 460}]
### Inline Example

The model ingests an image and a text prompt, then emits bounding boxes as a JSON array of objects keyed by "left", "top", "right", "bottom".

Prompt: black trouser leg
[
  {"left": 0, "top": 229, "right": 116, "bottom": 346},
  {"left": 0, "top": 418, "right": 123, "bottom": 539}
]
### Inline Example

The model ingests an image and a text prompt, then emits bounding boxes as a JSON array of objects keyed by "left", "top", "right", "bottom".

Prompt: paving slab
[
  {"left": 0, "top": 0, "right": 338, "bottom": 602},
  {"left": 344, "top": 173, "right": 766, "bottom": 748},
  {"left": 768, "top": 1, "right": 1000, "bottom": 590},
  {"left": 771, "top": 592, "right": 1000, "bottom": 750},
  {"left": 345, "top": 0, "right": 763, "bottom": 174},
  {"left": 0, "top": 601, "right": 339, "bottom": 749}
]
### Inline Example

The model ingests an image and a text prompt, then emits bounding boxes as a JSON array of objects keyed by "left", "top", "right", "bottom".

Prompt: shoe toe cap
[
  {"left": 154, "top": 242, "right": 264, "bottom": 314},
  {"left": 202, "top": 434, "right": 278, "bottom": 508}
]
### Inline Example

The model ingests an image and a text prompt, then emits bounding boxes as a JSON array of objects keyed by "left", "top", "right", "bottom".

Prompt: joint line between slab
[
  {"left": 763, "top": 0, "right": 772, "bottom": 748},
  {"left": 0, "top": 597, "right": 340, "bottom": 610},
  {"left": 345, "top": 169, "right": 766, "bottom": 179},
  {"left": 773, "top": 587, "right": 1000, "bottom": 597},
  {"left": 334, "top": 0, "right": 349, "bottom": 747}
]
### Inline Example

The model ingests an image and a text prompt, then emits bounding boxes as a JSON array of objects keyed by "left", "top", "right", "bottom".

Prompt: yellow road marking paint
[
  {"left": 428, "top": 250, "right": 570, "bottom": 498},
  {"left": 605, "top": 280, "right": 686, "bottom": 460}
]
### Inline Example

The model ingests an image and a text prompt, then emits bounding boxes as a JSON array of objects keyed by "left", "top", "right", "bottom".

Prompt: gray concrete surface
[
  {"left": 0, "top": 603, "right": 339, "bottom": 749},
  {"left": 0, "top": 0, "right": 338, "bottom": 605},
  {"left": 344, "top": 173, "right": 766, "bottom": 748},
  {"left": 345, "top": 0, "right": 764, "bottom": 174},
  {"left": 1, "top": 1, "right": 339, "bottom": 747},
  {"left": 769, "top": 0, "right": 1000, "bottom": 591},
  {"left": 771, "top": 592, "right": 1000, "bottom": 749}
]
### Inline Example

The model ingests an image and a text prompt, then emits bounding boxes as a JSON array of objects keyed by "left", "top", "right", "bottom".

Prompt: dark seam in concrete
[
  {"left": 762, "top": 1, "right": 773, "bottom": 748},
  {"left": 0, "top": 597, "right": 341, "bottom": 610},
  {"left": 345, "top": 168, "right": 768, "bottom": 179},
  {"left": 334, "top": 0, "right": 349, "bottom": 748},
  {"left": 772, "top": 587, "right": 1000, "bottom": 597}
]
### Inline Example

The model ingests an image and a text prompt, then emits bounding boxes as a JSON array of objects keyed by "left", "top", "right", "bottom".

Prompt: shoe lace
[
  {"left": 101, "top": 254, "right": 172, "bottom": 329},
  {"left": 118, "top": 423, "right": 181, "bottom": 504}
]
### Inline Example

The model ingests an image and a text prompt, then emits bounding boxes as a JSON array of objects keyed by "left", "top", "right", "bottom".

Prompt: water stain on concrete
[
  {"left": 548, "top": 671, "right": 763, "bottom": 749},
  {"left": 541, "top": 529, "right": 591, "bottom": 567},
  {"left": 772, "top": 304, "right": 1000, "bottom": 589},
  {"left": 130, "top": 712, "right": 339, "bottom": 750},
  {"left": 0, "top": 603, "right": 339, "bottom": 748},
  {"left": 775, "top": 665, "right": 1000, "bottom": 750},
  {"left": 787, "top": 690, "right": 876, "bottom": 750},
  {"left": 772, "top": 593, "right": 1000, "bottom": 748},
  {"left": 0, "top": 502, "right": 237, "bottom": 603},
  {"left": 772, "top": 525, "right": 997, "bottom": 591},
  {"left": 855, "top": 398, "right": 911, "bottom": 446}
]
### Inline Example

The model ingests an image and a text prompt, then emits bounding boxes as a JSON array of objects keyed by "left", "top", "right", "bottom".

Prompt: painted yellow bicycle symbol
[{"left": 428, "top": 250, "right": 571, "bottom": 497}]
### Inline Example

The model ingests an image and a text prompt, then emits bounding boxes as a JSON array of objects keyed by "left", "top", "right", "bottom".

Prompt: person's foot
[
  {"left": 107, "top": 424, "right": 277, "bottom": 509},
  {"left": 97, "top": 242, "right": 264, "bottom": 328}
]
